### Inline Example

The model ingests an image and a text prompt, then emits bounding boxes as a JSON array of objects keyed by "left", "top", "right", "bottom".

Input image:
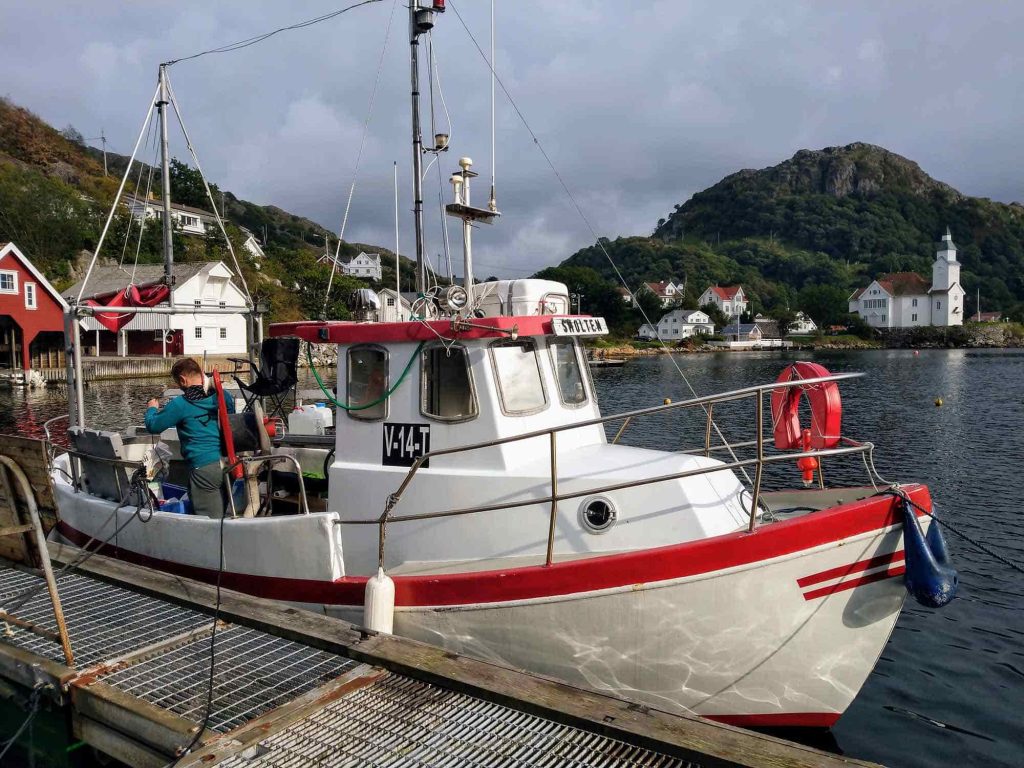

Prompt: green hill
[
  {"left": 556, "top": 143, "right": 1024, "bottom": 330},
  {"left": 0, "top": 96, "right": 412, "bottom": 322}
]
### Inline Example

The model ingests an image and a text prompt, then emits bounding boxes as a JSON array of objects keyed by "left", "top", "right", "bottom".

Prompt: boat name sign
[
  {"left": 383, "top": 422, "right": 431, "bottom": 467},
  {"left": 552, "top": 317, "right": 609, "bottom": 337}
]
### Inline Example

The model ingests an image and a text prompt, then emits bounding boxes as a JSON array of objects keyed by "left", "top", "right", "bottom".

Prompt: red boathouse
[{"left": 0, "top": 242, "right": 68, "bottom": 375}]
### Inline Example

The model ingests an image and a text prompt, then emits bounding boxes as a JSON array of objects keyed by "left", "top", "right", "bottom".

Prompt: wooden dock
[{"left": 0, "top": 542, "right": 881, "bottom": 768}]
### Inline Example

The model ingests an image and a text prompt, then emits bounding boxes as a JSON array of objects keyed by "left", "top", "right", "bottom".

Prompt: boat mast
[
  {"left": 157, "top": 65, "right": 175, "bottom": 291},
  {"left": 409, "top": 2, "right": 432, "bottom": 293}
]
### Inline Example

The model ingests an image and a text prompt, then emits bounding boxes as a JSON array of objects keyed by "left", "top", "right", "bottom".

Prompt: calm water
[{"left": 1, "top": 349, "right": 1022, "bottom": 767}]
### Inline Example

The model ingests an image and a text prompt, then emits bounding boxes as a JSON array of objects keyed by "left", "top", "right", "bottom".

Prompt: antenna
[
  {"left": 488, "top": 0, "right": 496, "bottom": 212},
  {"left": 394, "top": 161, "right": 401, "bottom": 314}
]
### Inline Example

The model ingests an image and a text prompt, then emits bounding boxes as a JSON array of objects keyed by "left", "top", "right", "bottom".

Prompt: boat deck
[{"left": 0, "top": 542, "right": 880, "bottom": 768}]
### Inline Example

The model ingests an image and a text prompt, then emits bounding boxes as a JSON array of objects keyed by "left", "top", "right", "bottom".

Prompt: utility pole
[{"left": 88, "top": 130, "right": 109, "bottom": 176}]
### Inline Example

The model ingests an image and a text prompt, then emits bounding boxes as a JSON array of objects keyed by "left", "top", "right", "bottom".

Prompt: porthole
[{"left": 578, "top": 496, "right": 617, "bottom": 534}]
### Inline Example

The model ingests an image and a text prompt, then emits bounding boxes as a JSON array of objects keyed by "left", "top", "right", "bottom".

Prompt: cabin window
[
  {"left": 0, "top": 271, "right": 16, "bottom": 294},
  {"left": 421, "top": 344, "right": 477, "bottom": 422},
  {"left": 195, "top": 327, "right": 202, "bottom": 339},
  {"left": 24, "top": 282, "right": 37, "bottom": 309},
  {"left": 549, "top": 339, "right": 588, "bottom": 407},
  {"left": 490, "top": 339, "right": 548, "bottom": 416},
  {"left": 347, "top": 345, "right": 389, "bottom": 421},
  {"left": 219, "top": 327, "right": 227, "bottom": 340}
]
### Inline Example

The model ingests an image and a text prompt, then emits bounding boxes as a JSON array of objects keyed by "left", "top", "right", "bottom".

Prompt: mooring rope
[{"left": 882, "top": 487, "right": 1024, "bottom": 576}]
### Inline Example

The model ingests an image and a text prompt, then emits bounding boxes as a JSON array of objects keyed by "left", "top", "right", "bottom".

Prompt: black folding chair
[{"left": 231, "top": 337, "right": 300, "bottom": 418}]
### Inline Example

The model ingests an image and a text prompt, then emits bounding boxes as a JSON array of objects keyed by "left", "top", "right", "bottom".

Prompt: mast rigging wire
[
  {"left": 117, "top": 115, "right": 157, "bottom": 272},
  {"left": 77, "top": 82, "right": 161, "bottom": 303},
  {"left": 445, "top": 0, "right": 751, "bottom": 485},
  {"left": 322, "top": 0, "right": 399, "bottom": 318},
  {"left": 165, "top": 74, "right": 253, "bottom": 308},
  {"left": 162, "top": 0, "right": 384, "bottom": 67}
]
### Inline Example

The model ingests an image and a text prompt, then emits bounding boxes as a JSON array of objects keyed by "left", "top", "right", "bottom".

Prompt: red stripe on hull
[
  {"left": 56, "top": 484, "right": 929, "bottom": 608},
  {"left": 802, "top": 565, "right": 906, "bottom": 601},
  {"left": 706, "top": 712, "right": 841, "bottom": 728},
  {"left": 797, "top": 550, "right": 906, "bottom": 588}
]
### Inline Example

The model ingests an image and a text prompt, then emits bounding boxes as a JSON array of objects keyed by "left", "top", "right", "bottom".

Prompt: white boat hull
[
  {"left": 52, "top": 460, "right": 924, "bottom": 727},
  {"left": 385, "top": 524, "right": 907, "bottom": 725}
]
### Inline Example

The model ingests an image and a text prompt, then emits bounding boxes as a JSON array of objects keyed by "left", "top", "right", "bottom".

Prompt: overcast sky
[{"left": 2, "top": 1, "right": 1022, "bottom": 277}]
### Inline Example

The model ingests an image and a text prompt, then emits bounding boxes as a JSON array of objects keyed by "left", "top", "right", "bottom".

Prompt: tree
[
  {"left": 700, "top": 302, "right": 729, "bottom": 328},
  {"left": 768, "top": 306, "right": 797, "bottom": 337},
  {"left": 60, "top": 124, "right": 84, "bottom": 145},
  {"left": 168, "top": 157, "right": 220, "bottom": 211},
  {"left": 797, "top": 284, "right": 851, "bottom": 328}
]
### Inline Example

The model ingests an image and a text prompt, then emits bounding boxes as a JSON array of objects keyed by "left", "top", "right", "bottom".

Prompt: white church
[{"left": 848, "top": 229, "right": 965, "bottom": 329}]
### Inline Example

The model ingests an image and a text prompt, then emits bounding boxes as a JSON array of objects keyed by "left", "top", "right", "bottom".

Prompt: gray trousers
[{"left": 189, "top": 460, "right": 227, "bottom": 519}]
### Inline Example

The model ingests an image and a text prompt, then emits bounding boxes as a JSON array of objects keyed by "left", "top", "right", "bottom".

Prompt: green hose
[{"left": 306, "top": 342, "right": 424, "bottom": 411}]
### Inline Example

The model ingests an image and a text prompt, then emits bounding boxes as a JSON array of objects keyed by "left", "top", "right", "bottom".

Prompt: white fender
[{"left": 363, "top": 567, "right": 395, "bottom": 634}]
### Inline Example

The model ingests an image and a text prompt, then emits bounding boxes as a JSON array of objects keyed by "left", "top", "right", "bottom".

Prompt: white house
[
  {"left": 654, "top": 309, "right": 715, "bottom": 340},
  {"left": 320, "top": 250, "right": 383, "bottom": 281},
  {"left": 377, "top": 288, "right": 413, "bottom": 323},
  {"left": 848, "top": 229, "right": 965, "bottom": 329},
  {"left": 699, "top": 285, "right": 748, "bottom": 318},
  {"left": 638, "top": 280, "right": 684, "bottom": 308},
  {"left": 239, "top": 227, "right": 265, "bottom": 261},
  {"left": 789, "top": 311, "right": 818, "bottom": 334},
  {"left": 636, "top": 310, "right": 714, "bottom": 341},
  {"left": 64, "top": 262, "right": 249, "bottom": 357},
  {"left": 637, "top": 323, "right": 658, "bottom": 340},
  {"left": 125, "top": 198, "right": 218, "bottom": 237}
]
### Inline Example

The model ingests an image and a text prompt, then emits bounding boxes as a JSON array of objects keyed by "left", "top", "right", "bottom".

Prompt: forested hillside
[
  {"left": 0, "top": 97, "right": 410, "bottom": 322},
  {"left": 555, "top": 143, "right": 1024, "bottom": 330}
]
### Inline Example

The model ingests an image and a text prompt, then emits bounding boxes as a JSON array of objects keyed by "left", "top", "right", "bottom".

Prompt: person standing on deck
[{"left": 145, "top": 357, "right": 234, "bottom": 519}]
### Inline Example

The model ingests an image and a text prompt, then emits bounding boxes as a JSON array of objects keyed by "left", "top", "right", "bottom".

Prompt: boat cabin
[{"left": 272, "top": 279, "right": 748, "bottom": 575}]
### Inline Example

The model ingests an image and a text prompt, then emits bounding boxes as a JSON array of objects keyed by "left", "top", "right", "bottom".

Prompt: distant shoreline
[{"left": 590, "top": 322, "right": 1024, "bottom": 356}]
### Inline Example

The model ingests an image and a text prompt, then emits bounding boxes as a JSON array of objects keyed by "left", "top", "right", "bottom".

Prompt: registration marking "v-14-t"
[{"left": 382, "top": 423, "right": 431, "bottom": 467}]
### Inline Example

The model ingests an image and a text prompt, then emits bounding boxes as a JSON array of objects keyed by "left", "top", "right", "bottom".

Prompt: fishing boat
[{"left": 49, "top": 1, "right": 957, "bottom": 728}]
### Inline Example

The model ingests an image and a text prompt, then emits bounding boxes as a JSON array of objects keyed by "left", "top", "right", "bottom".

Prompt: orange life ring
[{"left": 770, "top": 362, "right": 842, "bottom": 451}]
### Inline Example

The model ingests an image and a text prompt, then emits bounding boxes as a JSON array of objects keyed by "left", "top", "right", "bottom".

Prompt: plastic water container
[
  {"left": 159, "top": 482, "right": 193, "bottom": 515},
  {"left": 288, "top": 406, "right": 326, "bottom": 436},
  {"left": 313, "top": 402, "right": 333, "bottom": 428}
]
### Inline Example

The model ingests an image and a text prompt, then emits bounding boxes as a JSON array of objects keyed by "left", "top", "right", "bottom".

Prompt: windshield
[
  {"left": 490, "top": 340, "right": 548, "bottom": 415},
  {"left": 549, "top": 338, "right": 588, "bottom": 406}
]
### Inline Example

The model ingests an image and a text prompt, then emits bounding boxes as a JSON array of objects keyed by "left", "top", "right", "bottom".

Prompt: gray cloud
[{"left": 2, "top": 1, "right": 1022, "bottom": 277}]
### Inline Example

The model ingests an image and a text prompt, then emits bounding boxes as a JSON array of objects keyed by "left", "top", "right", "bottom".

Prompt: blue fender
[{"left": 902, "top": 499, "right": 958, "bottom": 608}]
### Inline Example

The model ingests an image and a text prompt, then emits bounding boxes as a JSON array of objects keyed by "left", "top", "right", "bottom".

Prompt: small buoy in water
[
  {"left": 913, "top": 350, "right": 920, "bottom": 356},
  {"left": 664, "top": 398, "right": 672, "bottom": 405},
  {"left": 363, "top": 567, "right": 395, "bottom": 634},
  {"left": 934, "top": 397, "right": 943, "bottom": 407}
]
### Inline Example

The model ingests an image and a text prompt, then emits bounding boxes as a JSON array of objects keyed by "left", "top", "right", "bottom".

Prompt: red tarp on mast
[{"left": 84, "top": 283, "right": 172, "bottom": 332}]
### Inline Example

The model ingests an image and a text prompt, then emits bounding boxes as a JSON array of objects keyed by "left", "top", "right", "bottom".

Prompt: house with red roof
[
  {"left": 698, "top": 285, "right": 748, "bottom": 318},
  {"left": 0, "top": 243, "right": 68, "bottom": 378},
  {"left": 636, "top": 279, "right": 684, "bottom": 308},
  {"left": 848, "top": 229, "right": 965, "bottom": 329}
]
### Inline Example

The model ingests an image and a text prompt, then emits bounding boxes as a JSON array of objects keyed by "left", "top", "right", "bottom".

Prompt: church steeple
[{"left": 937, "top": 227, "right": 958, "bottom": 263}]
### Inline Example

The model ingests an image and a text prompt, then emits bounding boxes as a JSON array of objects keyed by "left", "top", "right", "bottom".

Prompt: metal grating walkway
[
  {"left": 216, "top": 673, "right": 691, "bottom": 768},
  {"left": 103, "top": 624, "right": 360, "bottom": 732},
  {"left": 0, "top": 567, "right": 208, "bottom": 666}
]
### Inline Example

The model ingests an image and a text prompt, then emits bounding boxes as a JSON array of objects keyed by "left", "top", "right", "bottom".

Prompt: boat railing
[{"left": 350, "top": 372, "right": 883, "bottom": 569}]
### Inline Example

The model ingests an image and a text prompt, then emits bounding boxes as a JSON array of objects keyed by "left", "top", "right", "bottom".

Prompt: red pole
[{"left": 212, "top": 369, "right": 243, "bottom": 480}]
